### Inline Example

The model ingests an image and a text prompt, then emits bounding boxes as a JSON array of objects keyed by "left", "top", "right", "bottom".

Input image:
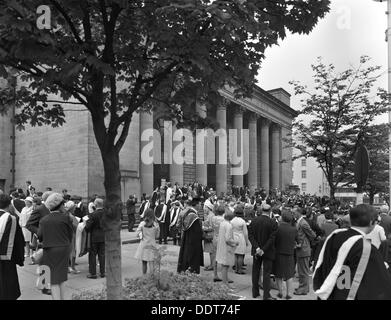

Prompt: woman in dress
[
  {"left": 211, "top": 205, "right": 226, "bottom": 282},
  {"left": 216, "top": 209, "right": 238, "bottom": 288},
  {"left": 19, "top": 196, "right": 34, "bottom": 258},
  {"left": 64, "top": 201, "right": 80, "bottom": 274},
  {"left": 202, "top": 201, "right": 215, "bottom": 271},
  {"left": 38, "top": 193, "right": 73, "bottom": 300},
  {"left": 231, "top": 205, "right": 249, "bottom": 274},
  {"left": 135, "top": 208, "right": 160, "bottom": 275},
  {"left": 273, "top": 209, "right": 298, "bottom": 300}
]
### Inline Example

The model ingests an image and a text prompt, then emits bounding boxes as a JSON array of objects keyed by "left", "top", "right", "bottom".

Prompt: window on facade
[
  {"left": 301, "top": 183, "right": 307, "bottom": 192},
  {"left": 301, "top": 159, "right": 306, "bottom": 166},
  {"left": 301, "top": 170, "right": 306, "bottom": 179}
]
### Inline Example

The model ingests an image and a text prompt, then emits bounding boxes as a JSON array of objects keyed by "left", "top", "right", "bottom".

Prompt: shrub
[{"left": 72, "top": 272, "right": 232, "bottom": 300}]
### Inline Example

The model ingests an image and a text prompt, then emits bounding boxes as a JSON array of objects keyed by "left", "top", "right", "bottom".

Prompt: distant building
[
  {"left": 292, "top": 150, "right": 330, "bottom": 196},
  {"left": 0, "top": 77, "right": 297, "bottom": 201}
]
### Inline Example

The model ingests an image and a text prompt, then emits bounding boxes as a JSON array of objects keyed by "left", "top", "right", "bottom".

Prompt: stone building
[{"left": 0, "top": 82, "right": 297, "bottom": 201}]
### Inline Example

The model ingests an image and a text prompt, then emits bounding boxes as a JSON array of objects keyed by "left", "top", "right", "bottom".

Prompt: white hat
[
  {"left": 25, "top": 197, "right": 34, "bottom": 203},
  {"left": 64, "top": 201, "right": 76, "bottom": 213},
  {"left": 380, "top": 205, "right": 389, "bottom": 214},
  {"left": 45, "top": 193, "right": 64, "bottom": 211},
  {"left": 261, "top": 203, "right": 271, "bottom": 211}
]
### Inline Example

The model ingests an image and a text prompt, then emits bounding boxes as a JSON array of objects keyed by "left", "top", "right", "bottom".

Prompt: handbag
[
  {"left": 29, "top": 234, "right": 38, "bottom": 249},
  {"left": 31, "top": 248, "right": 43, "bottom": 265},
  {"left": 202, "top": 230, "right": 213, "bottom": 241}
]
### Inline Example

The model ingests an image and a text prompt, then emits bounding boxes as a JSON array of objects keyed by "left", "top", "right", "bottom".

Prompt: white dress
[
  {"left": 19, "top": 206, "right": 33, "bottom": 242},
  {"left": 134, "top": 221, "right": 160, "bottom": 262},
  {"left": 216, "top": 220, "right": 235, "bottom": 266},
  {"left": 231, "top": 217, "right": 248, "bottom": 255}
]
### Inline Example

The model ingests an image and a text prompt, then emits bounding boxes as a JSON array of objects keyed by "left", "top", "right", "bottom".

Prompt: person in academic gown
[
  {"left": 0, "top": 194, "right": 25, "bottom": 300},
  {"left": 155, "top": 192, "right": 170, "bottom": 244},
  {"left": 313, "top": 204, "right": 391, "bottom": 300},
  {"left": 177, "top": 199, "right": 204, "bottom": 274}
]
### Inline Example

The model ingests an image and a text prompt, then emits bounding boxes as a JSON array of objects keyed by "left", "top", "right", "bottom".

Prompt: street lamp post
[{"left": 374, "top": 0, "right": 391, "bottom": 207}]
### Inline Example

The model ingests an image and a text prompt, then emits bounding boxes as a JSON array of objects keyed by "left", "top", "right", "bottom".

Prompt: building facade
[
  {"left": 292, "top": 152, "right": 330, "bottom": 197},
  {"left": 0, "top": 82, "right": 297, "bottom": 201}
]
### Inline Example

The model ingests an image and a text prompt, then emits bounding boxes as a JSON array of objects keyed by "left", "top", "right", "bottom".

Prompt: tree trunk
[
  {"left": 100, "top": 147, "right": 122, "bottom": 300},
  {"left": 329, "top": 185, "right": 335, "bottom": 200},
  {"left": 369, "top": 192, "right": 375, "bottom": 205}
]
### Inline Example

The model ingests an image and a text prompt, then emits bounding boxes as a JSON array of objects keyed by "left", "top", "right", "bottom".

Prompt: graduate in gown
[
  {"left": 313, "top": 204, "right": 391, "bottom": 300},
  {"left": 177, "top": 199, "right": 204, "bottom": 274},
  {"left": 155, "top": 191, "right": 170, "bottom": 244},
  {"left": 0, "top": 194, "right": 25, "bottom": 300}
]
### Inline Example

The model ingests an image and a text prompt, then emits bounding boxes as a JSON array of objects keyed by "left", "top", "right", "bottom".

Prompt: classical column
[
  {"left": 248, "top": 113, "right": 258, "bottom": 193},
  {"left": 140, "top": 111, "right": 154, "bottom": 196},
  {"left": 216, "top": 105, "right": 227, "bottom": 195},
  {"left": 260, "top": 118, "right": 270, "bottom": 192},
  {"left": 170, "top": 121, "right": 183, "bottom": 186},
  {"left": 195, "top": 103, "right": 207, "bottom": 186},
  {"left": 271, "top": 123, "right": 281, "bottom": 189},
  {"left": 232, "top": 107, "right": 244, "bottom": 188}
]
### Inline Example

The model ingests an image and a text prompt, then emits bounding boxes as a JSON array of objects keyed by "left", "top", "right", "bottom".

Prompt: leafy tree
[
  {"left": 291, "top": 56, "right": 388, "bottom": 199},
  {"left": 0, "top": 0, "right": 330, "bottom": 299},
  {"left": 343, "top": 124, "right": 389, "bottom": 205}
]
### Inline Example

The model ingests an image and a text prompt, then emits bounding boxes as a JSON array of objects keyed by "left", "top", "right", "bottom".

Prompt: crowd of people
[
  {"left": 0, "top": 181, "right": 105, "bottom": 300},
  {"left": 134, "top": 181, "right": 391, "bottom": 300},
  {"left": 2, "top": 179, "right": 391, "bottom": 300}
]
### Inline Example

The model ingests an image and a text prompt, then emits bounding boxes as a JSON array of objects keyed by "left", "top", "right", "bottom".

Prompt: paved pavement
[{"left": 17, "top": 229, "right": 317, "bottom": 300}]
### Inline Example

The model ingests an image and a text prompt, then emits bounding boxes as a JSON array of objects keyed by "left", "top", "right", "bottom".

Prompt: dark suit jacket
[
  {"left": 26, "top": 204, "right": 50, "bottom": 235},
  {"left": 275, "top": 222, "right": 298, "bottom": 256},
  {"left": 85, "top": 208, "right": 105, "bottom": 243},
  {"left": 37, "top": 211, "right": 73, "bottom": 248},
  {"left": 248, "top": 214, "right": 278, "bottom": 260},
  {"left": 126, "top": 199, "right": 137, "bottom": 215},
  {"left": 380, "top": 214, "right": 391, "bottom": 238},
  {"left": 296, "top": 216, "right": 316, "bottom": 258}
]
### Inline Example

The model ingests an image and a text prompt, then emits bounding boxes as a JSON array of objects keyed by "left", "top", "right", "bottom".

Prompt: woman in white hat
[{"left": 19, "top": 196, "right": 34, "bottom": 257}]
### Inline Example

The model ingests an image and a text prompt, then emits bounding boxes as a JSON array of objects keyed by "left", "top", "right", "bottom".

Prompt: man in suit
[
  {"left": 379, "top": 205, "right": 391, "bottom": 239},
  {"left": 126, "top": 194, "right": 137, "bottom": 232},
  {"left": 248, "top": 203, "right": 278, "bottom": 300},
  {"left": 294, "top": 207, "right": 316, "bottom": 295},
  {"left": 85, "top": 198, "right": 105, "bottom": 279},
  {"left": 25, "top": 181, "right": 33, "bottom": 197},
  {"left": 313, "top": 204, "right": 391, "bottom": 300},
  {"left": 26, "top": 191, "right": 52, "bottom": 236}
]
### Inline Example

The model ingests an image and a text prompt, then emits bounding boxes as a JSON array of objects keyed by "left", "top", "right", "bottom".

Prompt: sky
[{"left": 256, "top": 0, "right": 389, "bottom": 124}]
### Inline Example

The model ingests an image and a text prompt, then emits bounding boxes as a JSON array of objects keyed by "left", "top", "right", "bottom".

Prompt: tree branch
[{"left": 49, "top": 0, "right": 83, "bottom": 44}]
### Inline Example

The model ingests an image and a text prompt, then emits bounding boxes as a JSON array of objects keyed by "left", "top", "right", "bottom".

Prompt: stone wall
[
  {"left": 15, "top": 109, "right": 89, "bottom": 197},
  {"left": 0, "top": 78, "right": 13, "bottom": 192}
]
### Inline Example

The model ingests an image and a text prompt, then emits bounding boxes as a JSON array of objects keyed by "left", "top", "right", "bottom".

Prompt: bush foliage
[{"left": 72, "top": 271, "right": 232, "bottom": 300}]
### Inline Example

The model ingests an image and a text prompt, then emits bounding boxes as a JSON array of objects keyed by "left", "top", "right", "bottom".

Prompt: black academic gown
[
  {"left": 313, "top": 228, "right": 391, "bottom": 300},
  {"left": 155, "top": 202, "right": 170, "bottom": 241},
  {"left": 0, "top": 211, "right": 25, "bottom": 300},
  {"left": 177, "top": 208, "right": 204, "bottom": 274}
]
